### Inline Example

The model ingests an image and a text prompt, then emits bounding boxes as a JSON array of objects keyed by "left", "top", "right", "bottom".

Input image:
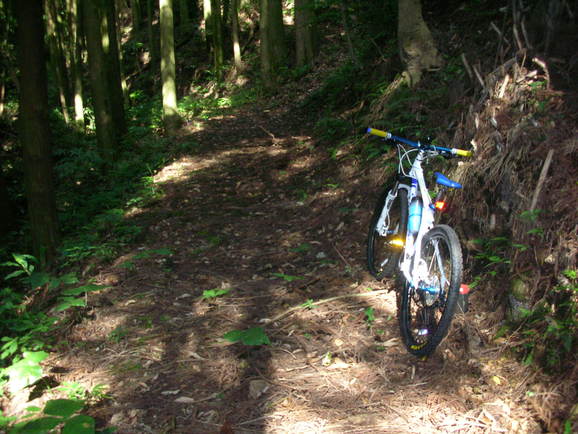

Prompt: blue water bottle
[{"left": 408, "top": 198, "right": 422, "bottom": 234}]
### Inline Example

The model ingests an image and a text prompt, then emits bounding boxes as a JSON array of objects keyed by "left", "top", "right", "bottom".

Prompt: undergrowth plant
[
  {"left": 503, "top": 269, "right": 578, "bottom": 372},
  {"left": 0, "top": 255, "right": 107, "bottom": 395},
  {"left": 471, "top": 210, "right": 577, "bottom": 372},
  {"left": 8, "top": 398, "right": 113, "bottom": 433}
]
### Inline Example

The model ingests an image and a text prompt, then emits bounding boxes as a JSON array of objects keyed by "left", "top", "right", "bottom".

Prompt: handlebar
[{"left": 367, "top": 127, "right": 472, "bottom": 158}]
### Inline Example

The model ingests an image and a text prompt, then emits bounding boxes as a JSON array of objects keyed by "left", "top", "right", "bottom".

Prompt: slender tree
[
  {"left": 46, "top": 0, "right": 71, "bottom": 124},
  {"left": 260, "top": 0, "right": 286, "bottom": 88},
  {"left": 159, "top": 0, "right": 181, "bottom": 134},
  {"left": 295, "top": 0, "right": 317, "bottom": 67},
  {"left": 203, "top": 0, "right": 212, "bottom": 45},
  {"left": 397, "top": 0, "right": 441, "bottom": 86},
  {"left": 103, "top": 0, "right": 127, "bottom": 135},
  {"left": 68, "top": 0, "right": 85, "bottom": 128},
  {"left": 147, "top": 0, "right": 159, "bottom": 64},
  {"left": 131, "top": 0, "right": 141, "bottom": 33},
  {"left": 0, "top": 171, "right": 15, "bottom": 239},
  {"left": 179, "top": 0, "right": 189, "bottom": 26},
  {"left": 84, "top": 0, "right": 120, "bottom": 156},
  {"left": 15, "top": 0, "right": 59, "bottom": 265},
  {"left": 231, "top": 0, "right": 244, "bottom": 72},
  {"left": 210, "top": 0, "right": 224, "bottom": 78}
]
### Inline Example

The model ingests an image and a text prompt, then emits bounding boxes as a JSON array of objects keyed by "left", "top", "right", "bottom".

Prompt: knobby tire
[{"left": 399, "top": 224, "right": 462, "bottom": 357}]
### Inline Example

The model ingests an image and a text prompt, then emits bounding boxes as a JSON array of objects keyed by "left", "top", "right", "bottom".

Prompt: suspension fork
[{"left": 375, "top": 182, "right": 401, "bottom": 236}]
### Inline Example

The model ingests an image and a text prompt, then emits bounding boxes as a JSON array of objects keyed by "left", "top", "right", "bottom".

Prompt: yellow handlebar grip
[
  {"left": 367, "top": 127, "right": 390, "bottom": 138},
  {"left": 455, "top": 149, "right": 473, "bottom": 157}
]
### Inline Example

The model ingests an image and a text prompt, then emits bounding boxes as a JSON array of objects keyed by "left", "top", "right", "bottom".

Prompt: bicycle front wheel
[
  {"left": 399, "top": 224, "right": 462, "bottom": 357},
  {"left": 367, "top": 187, "right": 408, "bottom": 279}
]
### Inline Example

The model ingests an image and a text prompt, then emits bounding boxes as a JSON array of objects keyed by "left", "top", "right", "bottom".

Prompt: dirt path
[{"left": 43, "top": 102, "right": 542, "bottom": 433}]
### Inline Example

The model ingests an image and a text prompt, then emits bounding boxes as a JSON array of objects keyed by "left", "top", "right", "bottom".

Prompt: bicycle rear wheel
[
  {"left": 399, "top": 224, "right": 462, "bottom": 357},
  {"left": 367, "top": 187, "right": 408, "bottom": 279}
]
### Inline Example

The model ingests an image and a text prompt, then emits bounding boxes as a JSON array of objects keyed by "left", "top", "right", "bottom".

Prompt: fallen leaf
[
  {"left": 161, "top": 389, "right": 180, "bottom": 395},
  {"left": 175, "top": 396, "right": 196, "bottom": 403}
]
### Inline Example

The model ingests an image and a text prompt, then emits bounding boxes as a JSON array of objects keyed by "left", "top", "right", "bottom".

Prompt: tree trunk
[
  {"left": 260, "top": 0, "right": 286, "bottom": 88},
  {"left": 0, "top": 78, "right": 5, "bottom": 118},
  {"left": 68, "top": 0, "right": 85, "bottom": 128},
  {"left": 203, "top": 0, "right": 212, "bottom": 43},
  {"left": 397, "top": 0, "right": 441, "bottom": 86},
  {"left": 295, "top": 0, "right": 317, "bottom": 67},
  {"left": 179, "top": 0, "right": 189, "bottom": 26},
  {"left": 103, "top": 0, "right": 127, "bottom": 135},
  {"left": 15, "top": 0, "right": 59, "bottom": 265},
  {"left": 84, "top": 0, "right": 119, "bottom": 157},
  {"left": 159, "top": 0, "right": 181, "bottom": 134},
  {"left": 131, "top": 0, "right": 141, "bottom": 32},
  {"left": 147, "top": 0, "right": 159, "bottom": 64},
  {"left": 231, "top": 0, "right": 243, "bottom": 71},
  {"left": 210, "top": 0, "right": 224, "bottom": 79},
  {"left": 0, "top": 171, "right": 15, "bottom": 238},
  {"left": 46, "top": 0, "right": 71, "bottom": 124}
]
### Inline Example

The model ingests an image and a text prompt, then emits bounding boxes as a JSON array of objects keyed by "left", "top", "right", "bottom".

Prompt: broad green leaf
[
  {"left": 290, "top": 243, "right": 312, "bottom": 253},
  {"left": 4, "top": 270, "right": 26, "bottom": 280},
  {"left": 60, "top": 273, "right": 79, "bottom": 285},
  {"left": 271, "top": 273, "right": 303, "bottom": 282},
  {"left": 13, "top": 254, "right": 36, "bottom": 271},
  {"left": 223, "top": 330, "right": 244, "bottom": 343},
  {"left": 43, "top": 399, "right": 84, "bottom": 418},
  {"left": 240, "top": 327, "right": 270, "bottom": 346},
  {"left": 11, "top": 416, "right": 61, "bottom": 433},
  {"left": 25, "top": 406, "right": 42, "bottom": 413},
  {"left": 364, "top": 307, "right": 375, "bottom": 324},
  {"left": 151, "top": 248, "right": 173, "bottom": 256},
  {"left": 62, "top": 414, "right": 95, "bottom": 434},
  {"left": 133, "top": 251, "right": 151, "bottom": 260},
  {"left": 54, "top": 297, "right": 86, "bottom": 312},
  {"left": 61, "top": 284, "right": 108, "bottom": 296},
  {"left": 224, "top": 327, "right": 271, "bottom": 346},
  {"left": 5, "top": 351, "right": 48, "bottom": 392},
  {"left": 202, "top": 288, "right": 231, "bottom": 299},
  {"left": 22, "top": 351, "right": 49, "bottom": 364},
  {"left": 29, "top": 272, "right": 51, "bottom": 289}
]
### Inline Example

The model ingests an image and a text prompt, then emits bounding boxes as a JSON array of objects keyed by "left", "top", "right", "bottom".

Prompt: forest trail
[{"left": 35, "top": 100, "right": 542, "bottom": 433}]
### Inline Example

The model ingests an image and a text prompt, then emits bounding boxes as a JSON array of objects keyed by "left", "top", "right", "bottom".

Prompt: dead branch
[
  {"left": 260, "top": 290, "right": 389, "bottom": 324},
  {"left": 530, "top": 149, "right": 554, "bottom": 211}
]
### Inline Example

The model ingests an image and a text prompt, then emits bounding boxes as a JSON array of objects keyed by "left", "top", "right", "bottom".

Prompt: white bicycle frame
[
  {"left": 376, "top": 148, "right": 442, "bottom": 291},
  {"left": 399, "top": 151, "right": 437, "bottom": 290}
]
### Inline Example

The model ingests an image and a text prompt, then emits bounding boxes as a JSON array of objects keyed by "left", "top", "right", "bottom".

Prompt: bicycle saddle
[{"left": 434, "top": 172, "right": 462, "bottom": 189}]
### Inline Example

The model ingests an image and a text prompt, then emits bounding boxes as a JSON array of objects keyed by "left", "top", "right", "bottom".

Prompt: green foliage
[
  {"left": 495, "top": 269, "right": 578, "bottom": 372},
  {"left": 3, "top": 351, "right": 48, "bottom": 394},
  {"left": 57, "top": 382, "right": 110, "bottom": 404},
  {"left": 290, "top": 243, "right": 312, "bottom": 253},
  {"left": 471, "top": 236, "right": 512, "bottom": 280},
  {"left": 364, "top": 307, "right": 375, "bottom": 326},
  {"left": 7, "top": 398, "right": 111, "bottom": 434},
  {"left": 201, "top": 288, "right": 231, "bottom": 299},
  {"left": 314, "top": 117, "right": 350, "bottom": 144},
  {"left": 271, "top": 273, "right": 303, "bottom": 282},
  {"left": 223, "top": 327, "right": 270, "bottom": 346},
  {"left": 300, "top": 299, "right": 316, "bottom": 309},
  {"left": 0, "top": 259, "right": 110, "bottom": 396},
  {"left": 107, "top": 326, "right": 128, "bottom": 343},
  {"left": 306, "top": 62, "right": 365, "bottom": 114}
]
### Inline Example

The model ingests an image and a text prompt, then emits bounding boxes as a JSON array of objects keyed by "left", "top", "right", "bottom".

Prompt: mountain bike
[{"left": 366, "top": 127, "right": 472, "bottom": 357}]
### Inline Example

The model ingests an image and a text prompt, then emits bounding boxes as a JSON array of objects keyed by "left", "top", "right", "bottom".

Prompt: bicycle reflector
[
  {"left": 390, "top": 238, "right": 404, "bottom": 247},
  {"left": 434, "top": 200, "right": 447, "bottom": 211}
]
